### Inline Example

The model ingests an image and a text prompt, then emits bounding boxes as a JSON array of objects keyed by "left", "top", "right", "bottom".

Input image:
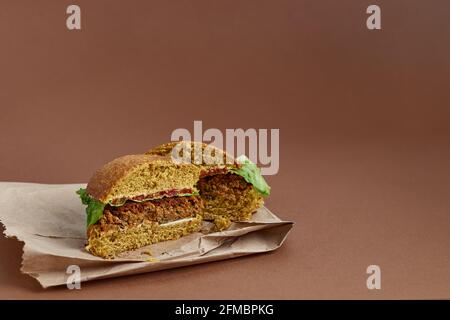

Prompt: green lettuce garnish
[
  {"left": 230, "top": 155, "right": 271, "bottom": 196},
  {"left": 76, "top": 188, "right": 106, "bottom": 227}
]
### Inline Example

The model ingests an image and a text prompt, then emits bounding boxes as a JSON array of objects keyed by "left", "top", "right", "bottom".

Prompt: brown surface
[{"left": 0, "top": 0, "right": 449, "bottom": 299}]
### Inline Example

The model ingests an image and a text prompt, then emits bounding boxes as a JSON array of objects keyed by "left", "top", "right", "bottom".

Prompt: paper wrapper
[{"left": 0, "top": 182, "right": 293, "bottom": 288}]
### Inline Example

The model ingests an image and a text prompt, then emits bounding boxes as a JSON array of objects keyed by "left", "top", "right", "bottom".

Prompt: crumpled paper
[{"left": 0, "top": 182, "right": 293, "bottom": 288}]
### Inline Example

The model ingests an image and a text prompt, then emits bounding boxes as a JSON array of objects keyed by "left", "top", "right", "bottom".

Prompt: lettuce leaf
[
  {"left": 230, "top": 155, "right": 271, "bottom": 197},
  {"left": 76, "top": 188, "right": 106, "bottom": 227}
]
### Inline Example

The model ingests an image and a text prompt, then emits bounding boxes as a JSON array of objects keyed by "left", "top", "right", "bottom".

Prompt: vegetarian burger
[{"left": 77, "top": 141, "right": 270, "bottom": 259}]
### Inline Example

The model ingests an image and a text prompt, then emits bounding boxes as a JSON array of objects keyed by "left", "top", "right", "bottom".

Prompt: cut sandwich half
[
  {"left": 77, "top": 154, "right": 204, "bottom": 259},
  {"left": 145, "top": 141, "right": 270, "bottom": 227}
]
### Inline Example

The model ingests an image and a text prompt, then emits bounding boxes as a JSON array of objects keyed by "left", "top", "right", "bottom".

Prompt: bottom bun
[{"left": 86, "top": 215, "right": 203, "bottom": 259}]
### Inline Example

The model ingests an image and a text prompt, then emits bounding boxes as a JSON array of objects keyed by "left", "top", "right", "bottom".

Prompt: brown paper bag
[{"left": 0, "top": 182, "right": 293, "bottom": 288}]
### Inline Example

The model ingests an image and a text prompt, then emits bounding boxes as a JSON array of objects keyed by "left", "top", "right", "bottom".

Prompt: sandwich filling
[
  {"left": 109, "top": 188, "right": 195, "bottom": 206},
  {"left": 94, "top": 196, "right": 204, "bottom": 233}
]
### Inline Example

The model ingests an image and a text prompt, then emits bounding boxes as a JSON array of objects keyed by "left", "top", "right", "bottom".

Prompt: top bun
[{"left": 86, "top": 154, "right": 201, "bottom": 204}]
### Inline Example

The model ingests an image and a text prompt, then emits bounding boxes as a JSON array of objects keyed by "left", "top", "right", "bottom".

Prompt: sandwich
[{"left": 77, "top": 141, "right": 270, "bottom": 259}]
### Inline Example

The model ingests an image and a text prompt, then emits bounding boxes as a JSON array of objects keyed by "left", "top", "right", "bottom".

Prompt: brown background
[{"left": 0, "top": 0, "right": 449, "bottom": 299}]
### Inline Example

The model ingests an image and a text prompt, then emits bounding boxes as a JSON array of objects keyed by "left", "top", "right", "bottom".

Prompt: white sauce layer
[{"left": 159, "top": 217, "right": 196, "bottom": 227}]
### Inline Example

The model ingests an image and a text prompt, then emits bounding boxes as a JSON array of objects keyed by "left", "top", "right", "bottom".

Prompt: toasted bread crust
[{"left": 86, "top": 154, "right": 173, "bottom": 203}]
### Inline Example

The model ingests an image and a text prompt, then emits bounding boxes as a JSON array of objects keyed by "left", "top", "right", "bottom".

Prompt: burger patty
[
  {"left": 196, "top": 172, "right": 262, "bottom": 221},
  {"left": 97, "top": 173, "right": 253, "bottom": 232},
  {"left": 197, "top": 173, "right": 252, "bottom": 203},
  {"left": 98, "top": 196, "right": 204, "bottom": 232}
]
